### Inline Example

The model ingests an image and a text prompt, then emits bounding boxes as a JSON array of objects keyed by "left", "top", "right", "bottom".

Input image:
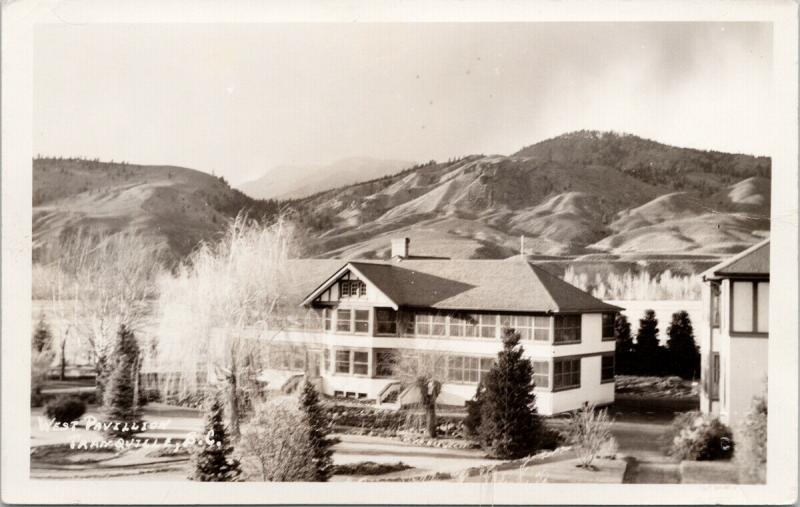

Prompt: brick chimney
[{"left": 391, "top": 237, "right": 410, "bottom": 259}]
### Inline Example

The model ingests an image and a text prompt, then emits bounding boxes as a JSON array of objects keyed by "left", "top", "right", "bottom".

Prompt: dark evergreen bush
[
  {"left": 45, "top": 396, "right": 86, "bottom": 424},
  {"left": 635, "top": 309, "right": 664, "bottom": 375},
  {"left": 478, "top": 329, "right": 542, "bottom": 459},
  {"left": 463, "top": 383, "right": 485, "bottom": 441},
  {"left": 666, "top": 310, "right": 700, "bottom": 379},
  {"left": 299, "top": 381, "right": 335, "bottom": 481},
  {"left": 190, "top": 395, "right": 242, "bottom": 482},
  {"left": 614, "top": 314, "right": 634, "bottom": 374},
  {"left": 102, "top": 324, "right": 142, "bottom": 437}
]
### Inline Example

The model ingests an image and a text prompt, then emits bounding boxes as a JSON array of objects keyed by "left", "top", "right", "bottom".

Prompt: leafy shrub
[
  {"left": 45, "top": 396, "right": 87, "bottom": 424},
  {"left": 538, "top": 425, "right": 566, "bottom": 451},
  {"left": 325, "top": 404, "right": 464, "bottom": 438},
  {"left": 561, "top": 403, "right": 614, "bottom": 468},
  {"left": 737, "top": 396, "right": 767, "bottom": 483},
  {"left": 34, "top": 390, "right": 98, "bottom": 408},
  {"left": 667, "top": 411, "right": 734, "bottom": 461},
  {"left": 239, "top": 397, "right": 315, "bottom": 481},
  {"left": 333, "top": 461, "right": 412, "bottom": 476}
]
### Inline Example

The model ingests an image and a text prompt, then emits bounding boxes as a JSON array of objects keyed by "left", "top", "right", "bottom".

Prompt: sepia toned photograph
[{"left": 2, "top": 0, "right": 798, "bottom": 504}]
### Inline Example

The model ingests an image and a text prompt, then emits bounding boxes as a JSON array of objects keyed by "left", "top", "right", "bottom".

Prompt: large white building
[
  {"left": 261, "top": 238, "right": 621, "bottom": 415},
  {"left": 698, "top": 239, "right": 769, "bottom": 428}
]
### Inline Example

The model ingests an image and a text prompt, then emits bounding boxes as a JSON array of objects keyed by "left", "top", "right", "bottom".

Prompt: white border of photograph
[{"left": 3, "top": 0, "right": 797, "bottom": 504}]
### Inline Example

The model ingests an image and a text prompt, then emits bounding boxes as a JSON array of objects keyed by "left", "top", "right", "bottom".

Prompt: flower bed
[
  {"left": 333, "top": 461, "right": 412, "bottom": 476},
  {"left": 324, "top": 404, "right": 465, "bottom": 439}
]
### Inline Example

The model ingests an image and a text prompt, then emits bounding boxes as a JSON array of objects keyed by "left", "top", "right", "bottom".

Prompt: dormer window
[{"left": 340, "top": 279, "right": 367, "bottom": 298}]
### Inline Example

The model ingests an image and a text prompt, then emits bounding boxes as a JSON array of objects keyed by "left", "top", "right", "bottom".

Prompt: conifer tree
[
  {"left": 635, "top": 309, "right": 662, "bottom": 375},
  {"left": 614, "top": 314, "right": 634, "bottom": 374},
  {"left": 33, "top": 313, "right": 52, "bottom": 353},
  {"left": 190, "top": 395, "right": 242, "bottom": 482},
  {"left": 463, "top": 381, "right": 486, "bottom": 441},
  {"left": 31, "top": 314, "right": 55, "bottom": 401},
  {"left": 666, "top": 310, "right": 699, "bottom": 379},
  {"left": 298, "top": 380, "right": 334, "bottom": 481},
  {"left": 103, "top": 324, "right": 142, "bottom": 437},
  {"left": 478, "top": 329, "right": 541, "bottom": 459}
]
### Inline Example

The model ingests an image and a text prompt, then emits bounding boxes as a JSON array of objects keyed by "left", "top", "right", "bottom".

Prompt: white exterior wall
[
  {"left": 726, "top": 338, "right": 767, "bottom": 427},
  {"left": 258, "top": 310, "right": 615, "bottom": 415},
  {"left": 699, "top": 277, "right": 768, "bottom": 428}
]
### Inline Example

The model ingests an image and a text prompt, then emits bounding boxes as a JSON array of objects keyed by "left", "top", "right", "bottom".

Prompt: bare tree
[
  {"left": 239, "top": 397, "right": 314, "bottom": 481},
  {"left": 392, "top": 349, "right": 450, "bottom": 439},
  {"left": 155, "top": 215, "right": 294, "bottom": 437},
  {"left": 38, "top": 230, "right": 165, "bottom": 395}
]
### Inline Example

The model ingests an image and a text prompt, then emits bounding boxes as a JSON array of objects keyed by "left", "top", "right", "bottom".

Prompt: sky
[{"left": 34, "top": 22, "right": 773, "bottom": 184}]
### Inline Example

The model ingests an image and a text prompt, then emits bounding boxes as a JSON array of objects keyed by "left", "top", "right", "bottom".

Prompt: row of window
[
  {"left": 319, "top": 347, "right": 615, "bottom": 391},
  {"left": 320, "top": 308, "right": 616, "bottom": 343},
  {"left": 326, "top": 308, "right": 370, "bottom": 333}
]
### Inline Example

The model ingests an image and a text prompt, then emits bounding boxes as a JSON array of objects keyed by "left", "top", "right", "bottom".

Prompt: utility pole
[{"left": 520, "top": 235, "right": 525, "bottom": 260}]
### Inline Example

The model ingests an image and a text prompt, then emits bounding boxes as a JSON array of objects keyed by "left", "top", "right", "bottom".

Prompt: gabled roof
[
  {"left": 702, "top": 239, "right": 770, "bottom": 280},
  {"left": 301, "top": 258, "right": 621, "bottom": 313}
]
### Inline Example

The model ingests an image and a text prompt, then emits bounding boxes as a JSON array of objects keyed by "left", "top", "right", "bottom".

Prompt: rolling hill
[
  {"left": 32, "top": 157, "right": 279, "bottom": 261},
  {"left": 32, "top": 131, "right": 771, "bottom": 266},
  {"left": 287, "top": 131, "right": 770, "bottom": 260},
  {"left": 237, "top": 157, "right": 414, "bottom": 200}
]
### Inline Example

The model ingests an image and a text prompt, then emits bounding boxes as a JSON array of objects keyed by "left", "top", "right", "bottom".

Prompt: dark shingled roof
[
  {"left": 302, "top": 258, "right": 621, "bottom": 313},
  {"left": 704, "top": 239, "right": 770, "bottom": 279}
]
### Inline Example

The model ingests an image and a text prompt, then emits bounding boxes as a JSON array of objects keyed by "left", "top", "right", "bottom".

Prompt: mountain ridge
[
  {"left": 237, "top": 157, "right": 414, "bottom": 200},
  {"left": 32, "top": 131, "right": 771, "bottom": 265}
]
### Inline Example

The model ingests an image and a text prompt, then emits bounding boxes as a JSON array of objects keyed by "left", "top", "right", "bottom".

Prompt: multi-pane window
[
  {"left": 731, "top": 281, "right": 769, "bottom": 334},
  {"left": 480, "top": 314, "right": 498, "bottom": 338},
  {"left": 324, "top": 348, "right": 331, "bottom": 372},
  {"left": 553, "top": 358, "right": 581, "bottom": 390},
  {"left": 376, "top": 308, "right": 398, "bottom": 335},
  {"left": 602, "top": 313, "right": 616, "bottom": 340},
  {"left": 533, "top": 316, "right": 551, "bottom": 342},
  {"left": 554, "top": 315, "right": 581, "bottom": 344},
  {"left": 340, "top": 279, "right": 367, "bottom": 298},
  {"left": 337, "top": 309, "right": 352, "bottom": 332},
  {"left": 375, "top": 351, "right": 395, "bottom": 377},
  {"left": 532, "top": 360, "right": 550, "bottom": 389},
  {"left": 449, "top": 314, "right": 465, "bottom": 337},
  {"left": 503, "top": 315, "right": 550, "bottom": 341},
  {"left": 323, "top": 308, "right": 332, "bottom": 331},
  {"left": 513, "top": 316, "right": 533, "bottom": 340},
  {"left": 353, "top": 351, "right": 369, "bottom": 375},
  {"left": 446, "top": 355, "right": 492, "bottom": 384},
  {"left": 464, "top": 314, "right": 480, "bottom": 337},
  {"left": 431, "top": 314, "right": 447, "bottom": 336},
  {"left": 447, "top": 356, "right": 464, "bottom": 382},
  {"left": 415, "top": 313, "right": 432, "bottom": 336},
  {"left": 334, "top": 349, "right": 370, "bottom": 376},
  {"left": 710, "top": 282, "right": 721, "bottom": 328},
  {"left": 354, "top": 310, "right": 370, "bottom": 333},
  {"left": 335, "top": 350, "right": 350, "bottom": 373},
  {"left": 601, "top": 355, "right": 615, "bottom": 383}
]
